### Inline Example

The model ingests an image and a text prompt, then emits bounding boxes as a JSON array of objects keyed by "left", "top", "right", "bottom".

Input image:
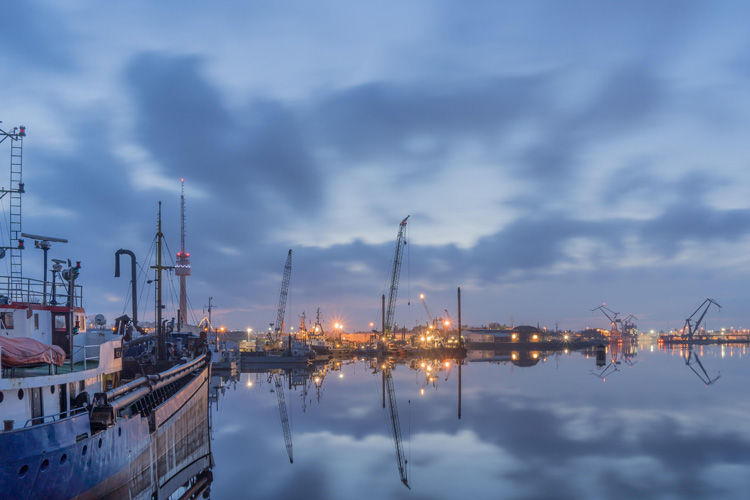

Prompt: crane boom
[
  {"left": 420, "top": 293, "right": 434, "bottom": 326},
  {"left": 384, "top": 216, "right": 409, "bottom": 338},
  {"left": 273, "top": 249, "right": 293, "bottom": 337},
  {"left": 385, "top": 369, "right": 409, "bottom": 489},
  {"left": 273, "top": 374, "right": 294, "bottom": 463},
  {"left": 684, "top": 298, "right": 721, "bottom": 339}
]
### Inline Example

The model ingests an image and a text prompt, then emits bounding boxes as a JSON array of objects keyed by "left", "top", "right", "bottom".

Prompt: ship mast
[
  {"left": 175, "top": 179, "right": 191, "bottom": 331},
  {"left": 151, "top": 202, "right": 173, "bottom": 361}
]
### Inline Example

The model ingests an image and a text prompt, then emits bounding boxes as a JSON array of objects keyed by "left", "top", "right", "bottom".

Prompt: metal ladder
[{"left": 9, "top": 135, "right": 23, "bottom": 301}]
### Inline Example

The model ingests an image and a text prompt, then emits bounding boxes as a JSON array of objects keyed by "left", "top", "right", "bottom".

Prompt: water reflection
[{"left": 204, "top": 345, "right": 750, "bottom": 499}]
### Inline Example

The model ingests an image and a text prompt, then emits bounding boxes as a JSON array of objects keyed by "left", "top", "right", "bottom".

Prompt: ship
[{"left": 0, "top": 124, "right": 212, "bottom": 499}]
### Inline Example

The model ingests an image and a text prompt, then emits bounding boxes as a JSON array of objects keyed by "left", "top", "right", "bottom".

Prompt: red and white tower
[{"left": 175, "top": 179, "right": 191, "bottom": 330}]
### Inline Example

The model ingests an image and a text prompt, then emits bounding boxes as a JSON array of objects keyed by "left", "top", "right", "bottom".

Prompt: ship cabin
[{"left": 0, "top": 274, "right": 122, "bottom": 431}]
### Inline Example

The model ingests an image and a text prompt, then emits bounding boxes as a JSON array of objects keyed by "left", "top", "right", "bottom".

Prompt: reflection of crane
[
  {"left": 271, "top": 250, "right": 293, "bottom": 340},
  {"left": 383, "top": 364, "right": 410, "bottom": 489},
  {"left": 271, "top": 373, "right": 293, "bottom": 463},
  {"left": 684, "top": 347, "right": 721, "bottom": 386},
  {"left": 683, "top": 298, "right": 721, "bottom": 340},
  {"left": 590, "top": 304, "right": 622, "bottom": 334},
  {"left": 382, "top": 216, "right": 409, "bottom": 339}
]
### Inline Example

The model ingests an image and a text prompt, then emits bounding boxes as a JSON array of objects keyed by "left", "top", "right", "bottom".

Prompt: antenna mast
[{"left": 175, "top": 179, "right": 191, "bottom": 330}]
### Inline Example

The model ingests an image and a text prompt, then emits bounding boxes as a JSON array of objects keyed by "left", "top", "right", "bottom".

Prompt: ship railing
[
  {"left": 82, "top": 344, "right": 100, "bottom": 370},
  {"left": 0, "top": 275, "right": 82, "bottom": 307},
  {"left": 22, "top": 406, "right": 88, "bottom": 428}
]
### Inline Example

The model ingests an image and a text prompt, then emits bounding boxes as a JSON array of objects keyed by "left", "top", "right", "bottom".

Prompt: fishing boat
[{"left": 0, "top": 125, "right": 212, "bottom": 499}]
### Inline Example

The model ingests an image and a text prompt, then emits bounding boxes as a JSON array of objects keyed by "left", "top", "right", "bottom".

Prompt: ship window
[
  {"left": 17, "top": 389, "right": 24, "bottom": 400},
  {"left": 1, "top": 312, "right": 13, "bottom": 329},
  {"left": 34, "top": 313, "right": 39, "bottom": 330},
  {"left": 50, "top": 385, "right": 56, "bottom": 395},
  {"left": 18, "top": 465, "right": 28, "bottom": 478},
  {"left": 40, "top": 459, "right": 49, "bottom": 472},
  {"left": 54, "top": 315, "right": 67, "bottom": 331},
  {"left": 60, "top": 454, "right": 67, "bottom": 465},
  {"left": 81, "top": 445, "right": 87, "bottom": 456}
]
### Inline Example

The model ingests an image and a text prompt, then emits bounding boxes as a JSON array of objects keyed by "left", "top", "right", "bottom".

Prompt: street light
[{"left": 247, "top": 328, "right": 252, "bottom": 342}]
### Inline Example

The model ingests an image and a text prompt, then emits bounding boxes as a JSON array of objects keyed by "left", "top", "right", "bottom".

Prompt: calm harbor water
[{"left": 205, "top": 343, "right": 750, "bottom": 499}]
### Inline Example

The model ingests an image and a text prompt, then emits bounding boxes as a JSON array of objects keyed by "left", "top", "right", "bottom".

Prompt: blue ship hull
[{"left": 0, "top": 364, "right": 211, "bottom": 500}]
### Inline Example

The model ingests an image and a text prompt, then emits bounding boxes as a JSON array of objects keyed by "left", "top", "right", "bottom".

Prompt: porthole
[
  {"left": 98, "top": 438, "right": 103, "bottom": 449},
  {"left": 0, "top": 392, "right": 4, "bottom": 403},
  {"left": 18, "top": 465, "right": 28, "bottom": 478},
  {"left": 17, "top": 389, "right": 23, "bottom": 400},
  {"left": 118, "top": 427, "right": 122, "bottom": 437},
  {"left": 60, "top": 454, "right": 67, "bottom": 465},
  {"left": 81, "top": 445, "right": 87, "bottom": 456},
  {"left": 40, "top": 459, "right": 49, "bottom": 472},
  {"left": 50, "top": 386, "right": 56, "bottom": 395}
]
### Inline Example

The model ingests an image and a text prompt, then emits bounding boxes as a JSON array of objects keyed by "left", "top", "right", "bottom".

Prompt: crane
[
  {"left": 683, "top": 298, "right": 721, "bottom": 340},
  {"left": 420, "top": 293, "right": 435, "bottom": 327},
  {"left": 383, "top": 216, "right": 409, "bottom": 339},
  {"left": 271, "top": 249, "right": 293, "bottom": 341},
  {"left": 590, "top": 304, "right": 622, "bottom": 335},
  {"left": 270, "top": 372, "right": 293, "bottom": 463}
]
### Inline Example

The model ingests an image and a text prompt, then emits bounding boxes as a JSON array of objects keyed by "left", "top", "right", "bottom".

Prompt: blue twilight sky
[{"left": 1, "top": 1, "right": 750, "bottom": 332}]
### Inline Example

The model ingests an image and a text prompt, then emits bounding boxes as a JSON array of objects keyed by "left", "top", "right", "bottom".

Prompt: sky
[{"left": 2, "top": 1, "right": 750, "bottom": 333}]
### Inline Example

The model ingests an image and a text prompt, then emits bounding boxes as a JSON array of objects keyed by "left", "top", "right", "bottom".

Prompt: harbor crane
[
  {"left": 420, "top": 293, "right": 435, "bottom": 328},
  {"left": 590, "top": 304, "right": 622, "bottom": 335},
  {"left": 683, "top": 298, "right": 721, "bottom": 340},
  {"left": 383, "top": 216, "right": 409, "bottom": 339},
  {"left": 271, "top": 250, "right": 293, "bottom": 341}
]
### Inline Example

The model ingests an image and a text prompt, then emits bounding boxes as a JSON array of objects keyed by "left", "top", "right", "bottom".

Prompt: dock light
[
  {"left": 381, "top": 365, "right": 386, "bottom": 370},
  {"left": 247, "top": 381, "right": 253, "bottom": 387},
  {"left": 444, "top": 361, "right": 450, "bottom": 368},
  {"left": 420, "top": 362, "right": 425, "bottom": 368}
]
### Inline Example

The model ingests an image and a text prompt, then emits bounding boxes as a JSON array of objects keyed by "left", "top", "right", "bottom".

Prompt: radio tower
[{"left": 175, "top": 179, "right": 191, "bottom": 330}]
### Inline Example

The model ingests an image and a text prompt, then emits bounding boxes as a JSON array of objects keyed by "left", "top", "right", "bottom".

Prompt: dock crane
[
  {"left": 420, "top": 293, "right": 435, "bottom": 328},
  {"left": 683, "top": 298, "right": 721, "bottom": 340},
  {"left": 383, "top": 216, "right": 409, "bottom": 340},
  {"left": 590, "top": 304, "right": 622, "bottom": 335},
  {"left": 271, "top": 249, "right": 293, "bottom": 341}
]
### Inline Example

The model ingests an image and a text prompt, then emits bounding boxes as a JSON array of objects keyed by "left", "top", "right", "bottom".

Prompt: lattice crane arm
[
  {"left": 384, "top": 216, "right": 409, "bottom": 337},
  {"left": 273, "top": 250, "right": 293, "bottom": 336}
]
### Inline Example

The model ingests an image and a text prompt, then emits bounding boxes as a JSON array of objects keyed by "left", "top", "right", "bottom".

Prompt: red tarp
[{"left": 0, "top": 337, "right": 66, "bottom": 367}]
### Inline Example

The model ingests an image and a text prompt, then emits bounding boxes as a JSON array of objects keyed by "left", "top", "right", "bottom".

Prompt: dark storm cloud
[
  {"left": 308, "top": 75, "right": 550, "bottom": 163},
  {"left": 125, "top": 52, "right": 319, "bottom": 209}
]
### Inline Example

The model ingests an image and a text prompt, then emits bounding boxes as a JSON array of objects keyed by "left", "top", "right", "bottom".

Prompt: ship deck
[{"left": 1, "top": 359, "right": 99, "bottom": 379}]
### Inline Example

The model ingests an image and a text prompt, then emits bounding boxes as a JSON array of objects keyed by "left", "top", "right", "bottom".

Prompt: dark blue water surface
[{"left": 207, "top": 342, "right": 750, "bottom": 499}]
